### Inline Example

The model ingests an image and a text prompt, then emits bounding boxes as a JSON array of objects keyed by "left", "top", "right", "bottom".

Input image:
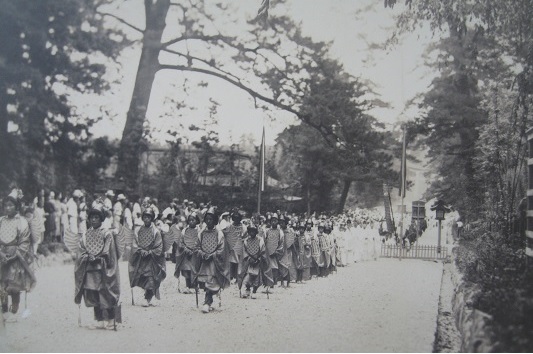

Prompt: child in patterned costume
[
  {"left": 264, "top": 213, "right": 284, "bottom": 288},
  {"left": 238, "top": 223, "right": 273, "bottom": 299},
  {"left": 316, "top": 223, "right": 331, "bottom": 277},
  {"left": 278, "top": 215, "right": 298, "bottom": 287},
  {"left": 222, "top": 209, "right": 245, "bottom": 283},
  {"left": 174, "top": 213, "right": 201, "bottom": 294},
  {"left": 74, "top": 201, "right": 120, "bottom": 330},
  {"left": 128, "top": 207, "right": 166, "bottom": 307},
  {"left": 194, "top": 208, "right": 230, "bottom": 313},
  {"left": 325, "top": 221, "right": 337, "bottom": 274},
  {"left": 309, "top": 221, "right": 321, "bottom": 278},
  {"left": 0, "top": 192, "right": 36, "bottom": 322},
  {"left": 295, "top": 221, "right": 311, "bottom": 283}
]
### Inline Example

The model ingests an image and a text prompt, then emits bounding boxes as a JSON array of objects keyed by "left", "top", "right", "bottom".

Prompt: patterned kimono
[
  {"left": 0, "top": 215, "right": 36, "bottom": 298},
  {"left": 297, "top": 231, "right": 312, "bottom": 281},
  {"left": 174, "top": 226, "right": 200, "bottom": 289},
  {"left": 128, "top": 223, "right": 166, "bottom": 300},
  {"left": 264, "top": 228, "right": 285, "bottom": 283},
  {"left": 279, "top": 227, "right": 298, "bottom": 282},
  {"left": 317, "top": 232, "right": 331, "bottom": 275},
  {"left": 310, "top": 231, "right": 322, "bottom": 277},
  {"left": 222, "top": 224, "right": 244, "bottom": 280},
  {"left": 238, "top": 235, "right": 273, "bottom": 291},
  {"left": 327, "top": 231, "right": 337, "bottom": 272},
  {"left": 74, "top": 226, "right": 120, "bottom": 321},
  {"left": 43, "top": 199, "right": 57, "bottom": 243},
  {"left": 195, "top": 227, "right": 229, "bottom": 293}
]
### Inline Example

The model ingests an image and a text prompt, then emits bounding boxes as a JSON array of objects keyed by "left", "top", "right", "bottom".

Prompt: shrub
[{"left": 456, "top": 227, "right": 533, "bottom": 351}]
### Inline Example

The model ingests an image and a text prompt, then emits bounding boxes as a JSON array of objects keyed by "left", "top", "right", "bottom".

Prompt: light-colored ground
[{"left": 1, "top": 258, "right": 443, "bottom": 352}]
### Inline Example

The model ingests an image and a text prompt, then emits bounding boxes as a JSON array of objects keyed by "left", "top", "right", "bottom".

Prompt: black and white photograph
[{"left": 0, "top": 0, "right": 532, "bottom": 352}]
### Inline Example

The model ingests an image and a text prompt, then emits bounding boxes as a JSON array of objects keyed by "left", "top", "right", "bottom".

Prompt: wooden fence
[{"left": 380, "top": 244, "right": 448, "bottom": 260}]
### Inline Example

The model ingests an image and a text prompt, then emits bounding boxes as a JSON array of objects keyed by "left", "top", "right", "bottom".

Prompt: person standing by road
[
  {"left": 43, "top": 191, "right": 57, "bottom": 243},
  {"left": 278, "top": 215, "right": 297, "bottom": 288},
  {"left": 316, "top": 223, "right": 330, "bottom": 277},
  {"left": 113, "top": 194, "right": 125, "bottom": 230},
  {"left": 264, "top": 213, "right": 284, "bottom": 289},
  {"left": 295, "top": 221, "right": 310, "bottom": 283},
  {"left": 222, "top": 209, "right": 245, "bottom": 284},
  {"left": 174, "top": 213, "right": 200, "bottom": 294},
  {"left": 195, "top": 208, "right": 229, "bottom": 313},
  {"left": 74, "top": 200, "right": 120, "bottom": 330},
  {"left": 66, "top": 190, "right": 82, "bottom": 234},
  {"left": 238, "top": 222, "right": 273, "bottom": 299},
  {"left": 0, "top": 190, "right": 36, "bottom": 322},
  {"left": 128, "top": 206, "right": 166, "bottom": 307},
  {"left": 102, "top": 190, "right": 114, "bottom": 229}
]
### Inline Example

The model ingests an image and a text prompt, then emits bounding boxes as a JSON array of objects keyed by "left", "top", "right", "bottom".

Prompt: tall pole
[
  {"left": 400, "top": 196, "right": 405, "bottom": 244},
  {"left": 399, "top": 126, "right": 407, "bottom": 246},
  {"left": 257, "top": 184, "right": 262, "bottom": 214},
  {"left": 257, "top": 126, "right": 265, "bottom": 215},
  {"left": 437, "top": 219, "right": 442, "bottom": 254}
]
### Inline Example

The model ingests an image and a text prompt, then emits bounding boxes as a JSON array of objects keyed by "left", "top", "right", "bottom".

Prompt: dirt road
[{"left": 2, "top": 258, "right": 442, "bottom": 352}]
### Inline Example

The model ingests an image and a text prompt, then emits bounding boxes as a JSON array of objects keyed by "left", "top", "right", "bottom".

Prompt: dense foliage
[
  {"left": 0, "top": 0, "right": 127, "bottom": 195},
  {"left": 387, "top": 0, "right": 533, "bottom": 350}
]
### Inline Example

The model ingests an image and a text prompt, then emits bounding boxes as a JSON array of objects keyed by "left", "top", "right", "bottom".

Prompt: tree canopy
[{"left": 0, "top": 0, "right": 127, "bottom": 194}]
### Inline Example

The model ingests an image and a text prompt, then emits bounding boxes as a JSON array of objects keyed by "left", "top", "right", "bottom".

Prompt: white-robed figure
[
  {"left": 344, "top": 220, "right": 356, "bottom": 264},
  {"left": 66, "top": 190, "right": 82, "bottom": 234},
  {"left": 112, "top": 194, "right": 125, "bottom": 230},
  {"left": 360, "top": 223, "right": 371, "bottom": 262},
  {"left": 336, "top": 222, "right": 348, "bottom": 267},
  {"left": 103, "top": 190, "right": 114, "bottom": 229}
]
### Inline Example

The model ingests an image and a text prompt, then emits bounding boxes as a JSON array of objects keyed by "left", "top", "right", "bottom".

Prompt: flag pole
[
  {"left": 399, "top": 125, "right": 407, "bottom": 252},
  {"left": 257, "top": 126, "right": 265, "bottom": 214}
]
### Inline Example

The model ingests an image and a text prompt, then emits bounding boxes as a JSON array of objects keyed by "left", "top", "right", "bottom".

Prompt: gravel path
[{"left": 1, "top": 258, "right": 443, "bottom": 352}]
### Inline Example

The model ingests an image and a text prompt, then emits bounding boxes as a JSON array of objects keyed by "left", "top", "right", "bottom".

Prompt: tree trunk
[
  {"left": 337, "top": 179, "right": 352, "bottom": 214},
  {"left": 117, "top": 0, "right": 170, "bottom": 192},
  {"left": 0, "top": 99, "right": 9, "bottom": 190}
]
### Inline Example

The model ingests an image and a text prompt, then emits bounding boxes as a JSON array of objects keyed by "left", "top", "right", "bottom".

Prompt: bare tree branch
[
  {"left": 98, "top": 12, "right": 144, "bottom": 33},
  {"left": 160, "top": 48, "right": 241, "bottom": 82},
  {"left": 161, "top": 34, "right": 227, "bottom": 49},
  {"left": 158, "top": 63, "right": 340, "bottom": 146}
]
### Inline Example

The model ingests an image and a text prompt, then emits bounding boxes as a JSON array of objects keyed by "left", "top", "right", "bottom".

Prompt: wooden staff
[
  {"left": 195, "top": 284, "right": 199, "bottom": 308},
  {"left": 78, "top": 304, "right": 81, "bottom": 327}
]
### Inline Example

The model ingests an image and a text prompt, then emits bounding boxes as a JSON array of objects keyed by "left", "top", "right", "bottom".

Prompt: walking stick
[
  {"left": 131, "top": 288, "right": 134, "bottom": 306},
  {"left": 21, "top": 292, "right": 31, "bottom": 318},
  {"left": 78, "top": 304, "right": 81, "bottom": 327},
  {"left": 218, "top": 289, "right": 222, "bottom": 308},
  {"left": 195, "top": 284, "right": 199, "bottom": 308},
  {"left": 266, "top": 286, "right": 269, "bottom": 300}
]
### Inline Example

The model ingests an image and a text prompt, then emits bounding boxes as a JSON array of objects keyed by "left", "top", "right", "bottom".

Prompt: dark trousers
[
  {"left": 94, "top": 306, "right": 115, "bottom": 321},
  {"left": 204, "top": 290, "right": 218, "bottom": 306},
  {"left": 229, "top": 262, "right": 239, "bottom": 280},
  {"left": 245, "top": 285, "right": 259, "bottom": 293},
  {"left": 1, "top": 291, "right": 20, "bottom": 313},
  {"left": 181, "top": 270, "right": 196, "bottom": 289},
  {"left": 271, "top": 268, "right": 279, "bottom": 285}
]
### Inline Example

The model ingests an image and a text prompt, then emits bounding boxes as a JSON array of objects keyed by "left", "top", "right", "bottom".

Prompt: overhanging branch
[
  {"left": 158, "top": 64, "right": 344, "bottom": 147},
  {"left": 161, "top": 34, "right": 227, "bottom": 49},
  {"left": 98, "top": 12, "right": 144, "bottom": 34},
  {"left": 159, "top": 63, "right": 300, "bottom": 115}
]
